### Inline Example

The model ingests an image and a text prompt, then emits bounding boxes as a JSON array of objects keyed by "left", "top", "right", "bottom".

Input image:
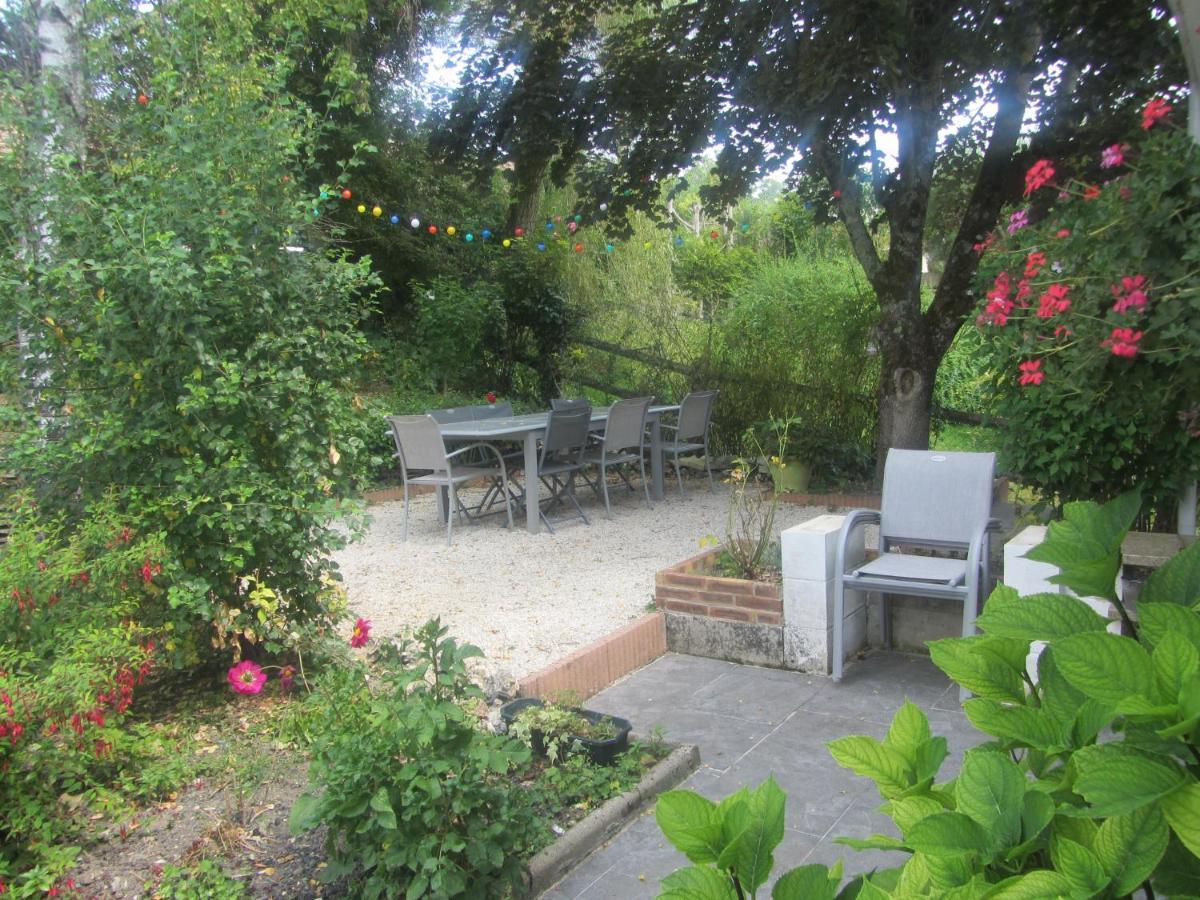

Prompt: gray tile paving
[{"left": 543, "top": 651, "right": 982, "bottom": 898}]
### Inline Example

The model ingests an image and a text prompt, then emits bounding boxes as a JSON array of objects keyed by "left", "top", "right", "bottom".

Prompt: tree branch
[{"left": 812, "top": 136, "right": 883, "bottom": 286}]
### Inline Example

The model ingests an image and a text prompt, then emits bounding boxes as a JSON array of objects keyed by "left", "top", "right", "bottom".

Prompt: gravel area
[{"left": 332, "top": 480, "right": 823, "bottom": 682}]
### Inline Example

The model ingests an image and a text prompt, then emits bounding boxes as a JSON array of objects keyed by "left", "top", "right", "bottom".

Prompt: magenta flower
[
  {"left": 1023, "top": 160, "right": 1055, "bottom": 196},
  {"left": 350, "top": 617, "right": 372, "bottom": 648},
  {"left": 228, "top": 661, "right": 267, "bottom": 695},
  {"left": 279, "top": 665, "right": 296, "bottom": 694},
  {"left": 1007, "top": 209, "right": 1030, "bottom": 234},
  {"left": 1018, "top": 359, "right": 1044, "bottom": 386},
  {"left": 1100, "top": 143, "right": 1126, "bottom": 169},
  {"left": 1036, "top": 283, "right": 1071, "bottom": 319},
  {"left": 1103, "top": 327, "right": 1144, "bottom": 358},
  {"left": 1141, "top": 98, "right": 1171, "bottom": 130},
  {"left": 1111, "top": 275, "right": 1149, "bottom": 314}
]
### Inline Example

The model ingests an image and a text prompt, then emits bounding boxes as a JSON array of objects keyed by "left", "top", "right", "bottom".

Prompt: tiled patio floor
[{"left": 541, "top": 651, "right": 979, "bottom": 898}]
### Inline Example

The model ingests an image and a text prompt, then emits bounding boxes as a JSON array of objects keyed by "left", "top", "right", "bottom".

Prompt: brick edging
[
  {"left": 654, "top": 547, "right": 782, "bottom": 626},
  {"left": 518, "top": 612, "right": 667, "bottom": 701},
  {"left": 777, "top": 490, "right": 881, "bottom": 509}
]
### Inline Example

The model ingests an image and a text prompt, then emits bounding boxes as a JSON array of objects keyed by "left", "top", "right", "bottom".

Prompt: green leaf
[
  {"left": 1152, "top": 631, "right": 1199, "bottom": 700},
  {"left": 835, "top": 834, "right": 908, "bottom": 852},
  {"left": 1048, "top": 834, "right": 1109, "bottom": 897},
  {"left": 929, "top": 637, "right": 1027, "bottom": 702},
  {"left": 963, "top": 699, "right": 1065, "bottom": 750},
  {"left": 1073, "top": 744, "right": 1188, "bottom": 815},
  {"left": 979, "top": 870, "right": 1075, "bottom": 898},
  {"left": 368, "top": 785, "right": 397, "bottom": 830},
  {"left": 955, "top": 750, "right": 1024, "bottom": 851},
  {"left": 887, "top": 795, "right": 949, "bottom": 833},
  {"left": 886, "top": 701, "right": 932, "bottom": 760},
  {"left": 1053, "top": 632, "right": 1156, "bottom": 705},
  {"left": 827, "top": 735, "right": 914, "bottom": 799},
  {"left": 1140, "top": 538, "right": 1200, "bottom": 607},
  {"left": 1093, "top": 804, "right": 1169, "bottom": 896},
  {"left": 853, "top": 879, "right": 893, "bottom": 900},
  {"left": 288, "top": 791, "right": 323, "bottom": 834},
  {"left": 1020, "top": 793, "right": 1055, "bottom": 844},
  {"left": 656, "top": 791, "right": 727, "bottom": 864},
  {"left": 1024, "top": 492, "right": 1140, "bottom": 602},
  {"left": 975, "top": 586, "right": 1109, "bottom": 641},
  {"left": 659, "top": 865, "right": 738, "bottom": 899},
  {"left": 772, "top": 864, "right": 839, "bottom": 900},
  {"left": 905, "top": 812, "right": 991, "bottom": 858},
  {"left": 1140, "top": 602, "right": 1200, "bottom": 654},
  {"left": 1161, "top": 783, "right": 1200, "bottom": 858},
  {"left": 1152, "top": 833, "right": 1200, "bottom": 897},
  {"left": 717, "top": 776, "right": 787, "bottom": 892},
  {"left": 913, "top": 737, "right": 949, "bottom": 783},
  {"left": 895, "top": 854, "right": 932, "bottom": 896}
]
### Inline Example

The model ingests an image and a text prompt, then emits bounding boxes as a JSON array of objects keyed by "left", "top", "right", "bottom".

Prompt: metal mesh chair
[
  {"left": 584, "top": 397, "right": 653, "bottom": 517},
  {"left": 832, "top": 449, "right": 999, "bottom": 696},
  {"left": 535, "top": 406, "right": 593, "bottom": 533},
  {"left": 661, "top": 390, "right": 718, "bottom": 495},
  {"left": 386, "top": 414, "right": 514, "bottom": 546}
]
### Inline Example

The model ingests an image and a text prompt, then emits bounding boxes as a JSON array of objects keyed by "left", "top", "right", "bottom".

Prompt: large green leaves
[
  {"left": 929, "top": 637, "right": 1027, "bottom": 702},
  {"left": 717, "top": 777, "right": 787, "bottom": 893},
  {"left": 827, "top": 736, "right": 914, "bottom": 799},
  {"left": 905, "top": 813, "right": 992, "bottom": 857},
  {"left": 1023, "top": 492, "right": 1140, "bottom": 602},
  {"left": 657, "top": 791, "right": 727, "bottom": 864},
  {"left": 975, "top": 586, "right": 1109, "bottom": 641},
  {"left": 955, "top": 751, "right": 1024, "bottom": 852},
  {"left": 1072, "top": 745, "right": 1188, "bottom": 816},
  {"left": 1139, "top": 538, "right": 1200, "bottom": 607},
  {"left": 1160, "top": 783, "right": 1200, "bottom": 858},
  {"left": 771, "top": 863, "right": 840, "bottom": 900},
  {"left": 1048, "top": 834, "right": 1109, "bottom": 896},
  {"left": 659, "top": 866, "right": 738, "bottom": 899},
  {"left": 1093, "top": 805, "right": 1169, "bottom": 896},
  {"left": 1053, "top": 632, "right": 1156, "bottom": 705}
]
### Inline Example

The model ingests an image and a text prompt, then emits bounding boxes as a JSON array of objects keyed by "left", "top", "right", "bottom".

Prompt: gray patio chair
[
  {"left": 832, "top": 449, "right": 999, "bottom": 698},
  {"left": 535, "top": 405, "right": 593, "bottom": 533},
  {"left": 584, "top": 396, "right": 653, "bottom": 517},
  {"left": 661, "top": 389, "right": 718, "bottom": 495},
  {"left": 386, "top": 414, "right": 514, "bottom": 546}
]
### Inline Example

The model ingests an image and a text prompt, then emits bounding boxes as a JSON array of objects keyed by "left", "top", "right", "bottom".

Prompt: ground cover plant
[{"left": 655, "top": 491, "right": 1200, "bottom": 897}]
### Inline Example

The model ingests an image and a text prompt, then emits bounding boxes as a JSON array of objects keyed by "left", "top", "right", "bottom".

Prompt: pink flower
[
  {"left": 1007, "top": 209, "right": 1030, "bottom": 234},
  {"left": 1024, "top": 160, "right": 1055, "bottom": 196},
  {"left": 1018, "top": 359, "right": 1044, "bottom": 386},
  {"left": 279, "top": 665, "right": 296, "bottom": 694},
  {"left": 972, "top": 233, "right": 996, "bottom": 255},
  {"left": 1053, "top": 325, "right": 1073, "bottom": 339},
  {"left": 228, "top": 661, "right": 267, "bottom": 695},
  {"left": 1082, "top": 185, "right": 1101, "bottom": 201},
  {"left": 350, "top": 617, "right": 372, "bottom": 648},
  {"left": 1111, "top": 275, "right": 1149, "bottom": 314},
  {"left": 1100, "top": 144, "right": 1126, "bottom": 169},
  {"left": 1055, "top": 228, "right": 1070, "bottom": 239},
  {"left": 1103, "top": 327, "right": 1144, "bottom": 358},
  {"left": 1015, "top": 278, "right": 1032, "bottom": 307},
  {"left": 1036, "top": 283, "right": 1071, "bottom": 319},
  {"left": 1023, "top": 252, "right": 1046, "bottom": 279},
  {"left": 1141, "top": 97, "right": 1171, "bottom": 130}
]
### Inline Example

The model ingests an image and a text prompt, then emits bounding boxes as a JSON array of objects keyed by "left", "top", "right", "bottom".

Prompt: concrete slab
[{"left": 542, "top": 650, "right": 978, "bottom": 897}]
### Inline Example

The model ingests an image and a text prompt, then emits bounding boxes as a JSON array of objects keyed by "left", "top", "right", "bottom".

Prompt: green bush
[
  {"left": 410, "top": 276, "right": 503, "bottom": 390},
  {"left": 975, "top": 116, "right": 1200, "bottom": 520},
  {"left": 290, "top": 620, "right": 540, "bottom": 898},
  {"left": 0, "top": 0, "right": 379, "bottom": 651}
]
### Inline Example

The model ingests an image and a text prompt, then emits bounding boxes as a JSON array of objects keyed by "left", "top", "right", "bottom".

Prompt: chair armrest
[
  {"left": 446, "top": 442, "right": 507, "bottom": 469},
  {"left": 966, "top": 519, "right": 1000, "bottom": 587},
  {"left": 835, "top": 509, "right": 880, "bottom": 577}
]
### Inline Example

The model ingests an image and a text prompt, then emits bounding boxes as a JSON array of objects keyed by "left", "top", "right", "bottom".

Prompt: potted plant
[
  {"left": 499, "top": 697, "right": 632, "bottom": 765},
  {"left": 748, "top": 413, "right": 812, "bottom": 493}
]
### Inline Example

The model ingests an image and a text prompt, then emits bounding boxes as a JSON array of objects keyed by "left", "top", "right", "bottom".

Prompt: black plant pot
[{"left": 499, "top": 697, "right": 632, "bottom": 766}]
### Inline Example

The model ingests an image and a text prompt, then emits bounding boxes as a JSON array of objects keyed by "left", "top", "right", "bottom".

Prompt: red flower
[
  {"left": 832, "top": 189, "right": 842, "bottom": 199},
  {"left": 1111, "top": 275, "right": 1149, "bottom": 314},
  {"left": 350, "top": 617, "right": 372, "bottom": 648},
  {"left": 1082, "top": 185, "right": 1101, "bottom": 201},
  {"left": 1015, "top": 279, "right": 1033, "bottom": 307},
  {"left": 1055, "top": 228, "right": 1070, "bottom": 239},
  {"left": 136, "top": 93, "right": 148, "bottom": 106},
  {"left": 972, "top": 233, "right": 996, "bottom": 255},
  {"left": 486, "top": 391, "right": 497, "bottom": 404},
  {"left": 1018, "top": 359, "right": 1044, "bottom": 386},
  {"left": 1023, "top": 252, "right": 1046, "bottom": 279},
  {"left": 1023, "top": 159, "right": 1055, "bottom": 196},
  {"left": 1036, "top": 283, "right": 1071, "bottom": 319},
  {"left": 227, "top": 661, "right": 267, "bottom": 695},
  {"left": 1118, "top": 185, "right": 1132, "bottom": 201},
  {"left": 1141, "top": 97, "right": 1171, "bottom": 130},
  {"left": 1103, "top": 327, "right": 1143, "bottom": 358}
]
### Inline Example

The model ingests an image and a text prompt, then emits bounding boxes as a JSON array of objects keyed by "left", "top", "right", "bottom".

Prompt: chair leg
[
  {"left": 497, "top": 472, "right": 513, "bottom": 530},
  {"left": 881, "top": 595, "right": 892, "bottom": 649},
  {"left": 640, "top": 455, "right": 652, "bottom": 508},
  {"left": 832, "top": 575, "right": 846, "bottom": 682},
  {"left": 601, "top": 461, "right": 612, "bottom": 519},
  {"left": 674, "top": 454, "right": 685, "bottom": 496},
  {"left": 704, "top": 438, "right": 714, "bottom": 492},
  {"left": 402, "top": 480, "right": 410, "bottom": 541},
  {"left": 446, "top": 483, "right": 456, "bottom": 547}
]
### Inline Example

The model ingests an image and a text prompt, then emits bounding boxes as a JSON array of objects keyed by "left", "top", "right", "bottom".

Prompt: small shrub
[
  {"left": 150, "top": 860, "right": 246, "bottom": 900},
  {"left": 289, "top": 619, "right": 540, "bottom": 898},
  {"left": 511, "top": 701, "right": 619, "bottom": 762},
  {"left": 723, "top": 454, "right": 778, "bottom": 581}
]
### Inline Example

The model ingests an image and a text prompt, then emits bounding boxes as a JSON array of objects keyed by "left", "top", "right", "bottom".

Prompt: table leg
[
  {"left": 650, "top": 418, "right": 665, "bottom": 501},
  {"left": 524, "top": 431, "right": 540, "bottom": 533}
]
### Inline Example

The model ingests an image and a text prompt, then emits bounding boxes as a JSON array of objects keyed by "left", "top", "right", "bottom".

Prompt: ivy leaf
[
  {"left": 659, "top": 865, "right": 738, "bottom": 899},
  {"left": 656, "top": 791, "right": 727, "bottom": 864},
  {"left": 955, "top": 750, "right": 1024, "bottom": 851},
  {"left": 1048, "top": 834, "right": 1109, "bottom": 897},
  {"left": 1023, "top": 492, "right": 1140, "bottom": 602},
  {"left": 772, "top": 864, "right": 839, "bottom": 900},
  {"left": 827, "top": 735, "right": 914, "bottom": 799},
  {"left": 975, "top": 586, "right": 1108, "bottom": 641},
  {"left": 1073, "top": 745, "right": 1187, "bottom": 816},
  {"left": 1160, "top": 783, "right": 1200, "bottom": 858},
  {"left": 904, "top": 812, "right": 991, "bottom": 857},
  {"left": 1139, "top": 538, "right": 1200, "bottom": 607},
  {"left": 1053, "top": 632, "right": 1156, "bottom": 705},
  {"left": 929, "top": 637, "right": 1027, "bottom": 702},
  {"left": 1093, "top": 804, "right": 1169, "bottom": 896}
]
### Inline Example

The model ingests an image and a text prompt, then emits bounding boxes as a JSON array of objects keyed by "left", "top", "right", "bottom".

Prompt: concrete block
[
  {"left": 866, "top": 594, "right": 965, "bottom": 653},
  {"left": 663, "top": 611, "right": 784, "bottom": 669},
  {"left": 781, "top": 515, "right": 863, "bottom": 582},
  {"left": 783, "top": 625, "right": 830, "bottom": 674}
]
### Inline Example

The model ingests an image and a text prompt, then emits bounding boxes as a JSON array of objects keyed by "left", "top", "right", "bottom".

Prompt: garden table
[{"left": 438, "top": 405, "right": 680, "bottom": 534}]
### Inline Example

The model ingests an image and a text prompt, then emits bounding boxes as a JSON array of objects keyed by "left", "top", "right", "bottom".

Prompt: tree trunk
[
  {"left": 874, "top": 286, "right": 938, "bottom": 480},
  {"left": 505, "top": 156, "right": 549, "bottom": 234}
]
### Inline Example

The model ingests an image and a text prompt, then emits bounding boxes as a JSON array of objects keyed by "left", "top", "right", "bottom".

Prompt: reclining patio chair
[
  {"left": 387, "top": 414, "right": 514, "bottom": 547},
  {"left": 832, "top": 449, "right": 999, "bottom": 697},
  {"left": 534, "top": 405, "right": 593, "bottom": 533},
  {"left": 584, "top": 396, "right": 653, "bottom": 517},
  {"left": 661, "top": 389, "right": 718, "bottom": 495}
]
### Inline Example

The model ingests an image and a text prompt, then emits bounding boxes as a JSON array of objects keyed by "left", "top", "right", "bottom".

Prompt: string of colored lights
[{"left": 314, "top": 188, "right": 753, "bottom": 253}]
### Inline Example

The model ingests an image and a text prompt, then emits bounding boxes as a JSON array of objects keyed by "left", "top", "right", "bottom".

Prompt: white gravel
[{"left": 332, "top": 481, "right": 824, "bottom": 681}]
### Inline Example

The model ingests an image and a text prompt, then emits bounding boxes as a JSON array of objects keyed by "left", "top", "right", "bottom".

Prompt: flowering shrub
[
  {"left": 0, "top": 498, "right": 163, "bottom": 893},
  {"left": 975, "top": 103, "right": 1200, "bottom": 518}
]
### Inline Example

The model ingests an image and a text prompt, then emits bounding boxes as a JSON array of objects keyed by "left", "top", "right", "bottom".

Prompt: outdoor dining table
[{"left": 438, "top": 404, "right": 681, "bottom": 534}]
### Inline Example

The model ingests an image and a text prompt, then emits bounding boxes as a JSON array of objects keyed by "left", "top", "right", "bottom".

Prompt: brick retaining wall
[{"left": 654, "top": 548, "right": 782, "bottom": 626}]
